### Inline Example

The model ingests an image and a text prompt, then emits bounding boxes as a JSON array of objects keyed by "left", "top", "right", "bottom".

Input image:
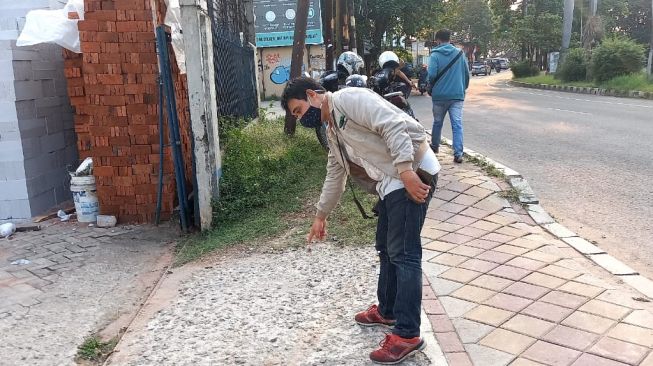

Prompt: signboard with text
[{"left": 253, "top": 0, "right": 323, "bottom": 47}]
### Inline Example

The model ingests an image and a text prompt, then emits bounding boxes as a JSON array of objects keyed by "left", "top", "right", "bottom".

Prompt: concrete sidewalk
[
  {"left": 0, "top": 219, "right": 177, "bottom": 364},
  {"left": 423, "top": 147, "right": 653, "bottom": 366}
]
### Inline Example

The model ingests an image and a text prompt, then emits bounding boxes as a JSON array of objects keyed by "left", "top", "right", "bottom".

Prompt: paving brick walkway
[
  {"left": 421, "top": 148, "right": 653, "bottom": 366},
  {"left": 0, "top": 219, "right": 176, "bottom": 364}
]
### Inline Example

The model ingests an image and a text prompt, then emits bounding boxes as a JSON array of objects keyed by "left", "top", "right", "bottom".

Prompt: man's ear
[{"left": 305, "top": 89, "right": 318, "bottom": 99}]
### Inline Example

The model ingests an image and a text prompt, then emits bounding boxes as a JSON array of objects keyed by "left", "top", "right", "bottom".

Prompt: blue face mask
[{"left": 299, "top": 96, "right": 323, "bottom": 128}]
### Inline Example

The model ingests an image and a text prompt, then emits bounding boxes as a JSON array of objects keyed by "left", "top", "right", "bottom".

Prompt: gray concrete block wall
[
  {"left": 15, "top": 42, "right": 78, "bottom": 217},
  {"left": 0, "top": 1, "right": 78, "bottom": 221},
  {"left": 0, "top": 50, "right": 29, "bottom": 220}
]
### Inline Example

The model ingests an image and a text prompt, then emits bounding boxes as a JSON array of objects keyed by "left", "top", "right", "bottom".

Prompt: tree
[{"left": 353, "top": 0, "right": 442, "bottom": 65}]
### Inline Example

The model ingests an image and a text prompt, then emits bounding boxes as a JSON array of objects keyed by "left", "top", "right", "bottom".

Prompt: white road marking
[{"left": 545, "top": 107, "right": 591, "bottom": 115}]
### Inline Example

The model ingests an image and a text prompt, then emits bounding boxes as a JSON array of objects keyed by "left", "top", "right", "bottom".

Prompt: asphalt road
[{"left": 410, "top": 71, "right": 653, "bottom": 278}]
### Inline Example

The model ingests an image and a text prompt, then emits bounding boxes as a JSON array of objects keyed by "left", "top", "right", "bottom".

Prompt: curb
[
  {"left": 509, "top": 80, "right": 653, "bottom": 100},
  {"left": 438, "top": 136, "right": 653, "bottom": 299}
]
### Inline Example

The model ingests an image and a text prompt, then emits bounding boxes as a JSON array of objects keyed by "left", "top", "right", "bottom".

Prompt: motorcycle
[
  {"left": 369, "top": 68, "right": 417, "bottom": 120},
  {"left": 418, "top": 80, "right": 429, "bottom": 95}
]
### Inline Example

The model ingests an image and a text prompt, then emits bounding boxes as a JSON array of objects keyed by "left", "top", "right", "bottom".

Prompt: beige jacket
[{"left": 316, "top": 87, "right": 428, "bottom": 217}]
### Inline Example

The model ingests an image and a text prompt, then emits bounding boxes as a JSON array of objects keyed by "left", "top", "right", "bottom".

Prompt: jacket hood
[{"left": 432, "top": 43, "right": 458, "bottom": 56}]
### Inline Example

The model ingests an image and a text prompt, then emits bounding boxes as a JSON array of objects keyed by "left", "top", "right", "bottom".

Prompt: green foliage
[
  {"left": 591, "top": 37, "right": 646, "bottom": 82},
  {"left": 214, "top": 118, "right": 325, "bottom": 224},
  {"left": 175, "top": 117, "right": 380, "bottom": 264},
  {"left": 393, "top": 47, "right": 413, "bottom": 63},
  {"left": 511, "top": 60, "right": 540, "bottom": 77},
  {"left": 444, "top": 0, "right": 494, "bottom": 55},
  {"left": 601, "top": 72, "right": 653, "bottom": 92},
  {"left": 515, "top": 72, "right": 653, "bottom": 92},
  {"left": 558, "top": 48, "right": 588, "bottom": 81},
  {"left": 77, "top": 336, "right": 117, "bottom": 362},
  {"left": 599, "top": 0, "right": 651, "bottom": 45}
]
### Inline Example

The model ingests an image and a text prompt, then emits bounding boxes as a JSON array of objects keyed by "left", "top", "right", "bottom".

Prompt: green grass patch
[
  {"left": 515, "top": 72, "right": 653, "bottom": 92},
  {"left": 175, "top": 117, "right": 377, "bottom": 265},
  {"left": 498, "top": 187, "right": 522, "bottom": 203},
  {"left": 465, "top": 155, "right": 506, "bottom": 179},
  {"left": 601, "top": 73, "right": 653, "bottom": 93},
  {"left": 76, "top": 336, "right": 117, "bottom": 363}
]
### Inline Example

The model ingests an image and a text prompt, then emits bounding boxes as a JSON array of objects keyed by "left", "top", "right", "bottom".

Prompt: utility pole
[
  {"left": 521, "top": 0, "right": 527, "bottom": 61},
  {"left": 347, "top": 0, "right": 357, "bottom": 53},
  {"left": 648, "top": 0, "right": 653, "bottom": 79},
  {"left": 560, "top": 0, "right": 575, "bottom": 65},
  {"left": 323, "top": 0, "right": 334, "bottom": 70},
  {"left": 335, "top": 0, "right": 343, "bottom": 55},
  {"left": 340, "top": 0, "right": 350, "bottom": 52},
  {"left": 284, "top": 0, "right": 310, "bottom": 135}
]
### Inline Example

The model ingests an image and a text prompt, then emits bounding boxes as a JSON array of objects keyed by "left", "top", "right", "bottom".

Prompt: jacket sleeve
[
  {"left": 316, "top": 146, "right": 347, "bottom": 218},
  {"left": 338, "top": 89, "right": 417, "bottom": 174},
  {"left": 462, "top": 56, "right": 470, "bottom": 90},
  {"left": 428, "top": 53, "right": 439, "bottom": 85}
]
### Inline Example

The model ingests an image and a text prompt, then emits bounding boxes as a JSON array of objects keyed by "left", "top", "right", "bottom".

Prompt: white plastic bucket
[{"left": 70, "top": 175, "right": 99, "bottom": 223}]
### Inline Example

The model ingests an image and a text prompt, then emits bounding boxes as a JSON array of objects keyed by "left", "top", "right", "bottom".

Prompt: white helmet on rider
[
  {"left": 378, "top": 51, "right": 400, "bottom": 69},
  {"left": 336, "top": 51, "right": 365, "bottom": 77}
]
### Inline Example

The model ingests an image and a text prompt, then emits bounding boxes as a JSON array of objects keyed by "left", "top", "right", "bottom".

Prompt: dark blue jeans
[{"left": 375, "top": 174, "right": 437, "bottom": 338}]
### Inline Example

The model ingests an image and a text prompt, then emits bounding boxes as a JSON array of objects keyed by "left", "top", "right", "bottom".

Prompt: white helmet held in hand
[
  {"left": 378, "top": 51, "right": 400, "bottom": 69},
  {"left": 336, "top": 51, "right": 365, "bottom": 76}
]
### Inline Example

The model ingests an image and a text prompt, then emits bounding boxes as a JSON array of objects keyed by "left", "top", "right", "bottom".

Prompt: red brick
[
  {"left": 81, "top": 42, "right": 101, "bottom": 53},
  {"left": 77, "top": 20, "right": 99, "bottom": 31},
  {"left": 99, "top": 52, "right": 122, "bottom": 64},
  {"left": 115, "top": 0, "right": 146, "bottom": 10},
  {"left": 94, "top": 166, "right": 114, "bottom": 176},
  {"left": 97, "top": 74, "right": 123, "bottom": 84},
  {"left": 86, "top": 10, "right": 117, "bottom": 21},
  {"left": 101, "top": 95, "right": 126, "bottom": 106},
  {"left": 126, "top": 104, "right": 148, "bottom": 114}
]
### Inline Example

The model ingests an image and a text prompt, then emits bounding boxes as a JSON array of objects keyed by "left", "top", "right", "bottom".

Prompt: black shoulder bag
[{"left": 428, "top": 50, "right": 464, "bottom": 96}]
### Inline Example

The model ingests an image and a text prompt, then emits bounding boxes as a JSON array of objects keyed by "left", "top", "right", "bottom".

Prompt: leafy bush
[
  {"left": 393, "top": 47, "right": 413, "bottom": 63},
  {"left": 591, "top": 37, "right": 645, "bottom": 82},
  {"left": 511, "top": 60, "right": 540, "bottom": 78},
  {"left": 214, "top": 118, "right": 325, "bottom": 224},
  {"left": 558, "top": 48, "right": 587, "bottom": 82}
]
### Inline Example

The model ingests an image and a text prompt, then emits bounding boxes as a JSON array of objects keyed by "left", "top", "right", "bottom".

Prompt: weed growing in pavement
[
  {"left": 76, "top": 336, "right": 117, "bottom": 363},
  {"left": 465, "top": 155, "right": 506, "bottom": 179},
  {"left": 175, "top": 117, "right": 375, "bottom": 265},
  {"left": 499, "top": 187, "right": 522, "bottom": 203}
]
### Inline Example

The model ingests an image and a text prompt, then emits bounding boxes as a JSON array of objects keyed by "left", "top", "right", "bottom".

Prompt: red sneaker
[
  {"left": 355, "top": 305, "right": 396, "bottom": 328},
  {"left": 369, "top": 334, "right": 425, "bottom": 364}
]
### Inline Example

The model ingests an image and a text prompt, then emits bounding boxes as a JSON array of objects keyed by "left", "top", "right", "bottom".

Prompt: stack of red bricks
[{"left": 62, "top": 0, "right": 192, "bottom": 223}]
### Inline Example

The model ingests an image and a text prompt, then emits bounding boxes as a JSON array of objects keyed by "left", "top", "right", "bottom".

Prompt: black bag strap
[
  {"left": 432, "top": 50, "right": 464, "bottom": 86},
  {"left": 332, "top": 122, "right": 375, "bottom": 220}
]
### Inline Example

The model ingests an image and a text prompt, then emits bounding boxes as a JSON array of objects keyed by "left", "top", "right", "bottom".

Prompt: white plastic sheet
[
  {"left": 164, "top": 0, "right": 186, "bottom": 74},
  {"left": 16, "top": 0, "right": 85, "bottom": 53}
]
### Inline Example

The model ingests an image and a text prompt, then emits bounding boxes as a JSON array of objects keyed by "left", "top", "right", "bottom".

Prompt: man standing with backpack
[{"left": 428, "top": 29, "right": 470, "bottom": 163}]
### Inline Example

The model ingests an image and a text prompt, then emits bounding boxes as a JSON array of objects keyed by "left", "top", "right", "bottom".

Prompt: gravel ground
[{"left": 116, "top": 243, "right": 434, "bottom": 365}]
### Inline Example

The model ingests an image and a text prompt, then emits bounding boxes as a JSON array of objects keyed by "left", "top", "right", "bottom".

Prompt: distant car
[
  {"left": 471, "top": 61, "right": 492, "bottom": 76},
  {"left": 489, "top": 58, "right": 510, "bottom": 70}
]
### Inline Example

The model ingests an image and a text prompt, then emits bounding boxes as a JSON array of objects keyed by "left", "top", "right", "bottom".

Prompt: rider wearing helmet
[
  {"left": 344, "top": 74, "right": 368, "bottom": 88},
  {"left": 378, "top": 51, "right": 415, "bottom": 97},
  {"left": 337, "top": 51, "right": 365, "bottom": 78}
]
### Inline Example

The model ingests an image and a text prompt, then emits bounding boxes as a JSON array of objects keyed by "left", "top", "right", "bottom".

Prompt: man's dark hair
[
  {"left": 435, "top": 29, "right": 451, "bottom": 43},
  {"left": 280, "top": 77, "right": 325, "bottom": 112}
]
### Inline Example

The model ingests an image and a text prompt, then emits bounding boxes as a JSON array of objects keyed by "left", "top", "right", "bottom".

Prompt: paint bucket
[{"left": 70, "top": 175, "right": 99, "bottom": 223}]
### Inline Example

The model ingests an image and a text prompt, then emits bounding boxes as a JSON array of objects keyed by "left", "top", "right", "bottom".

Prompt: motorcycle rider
[
  {"left": 378, "top": 51, "right": 415, "bottom": 98},
  {"left": 418, "top": 64, "right": 428, "bottom": 95},
  {"left": 320, "top": 51, "right": 366, "bottom": 92}
]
